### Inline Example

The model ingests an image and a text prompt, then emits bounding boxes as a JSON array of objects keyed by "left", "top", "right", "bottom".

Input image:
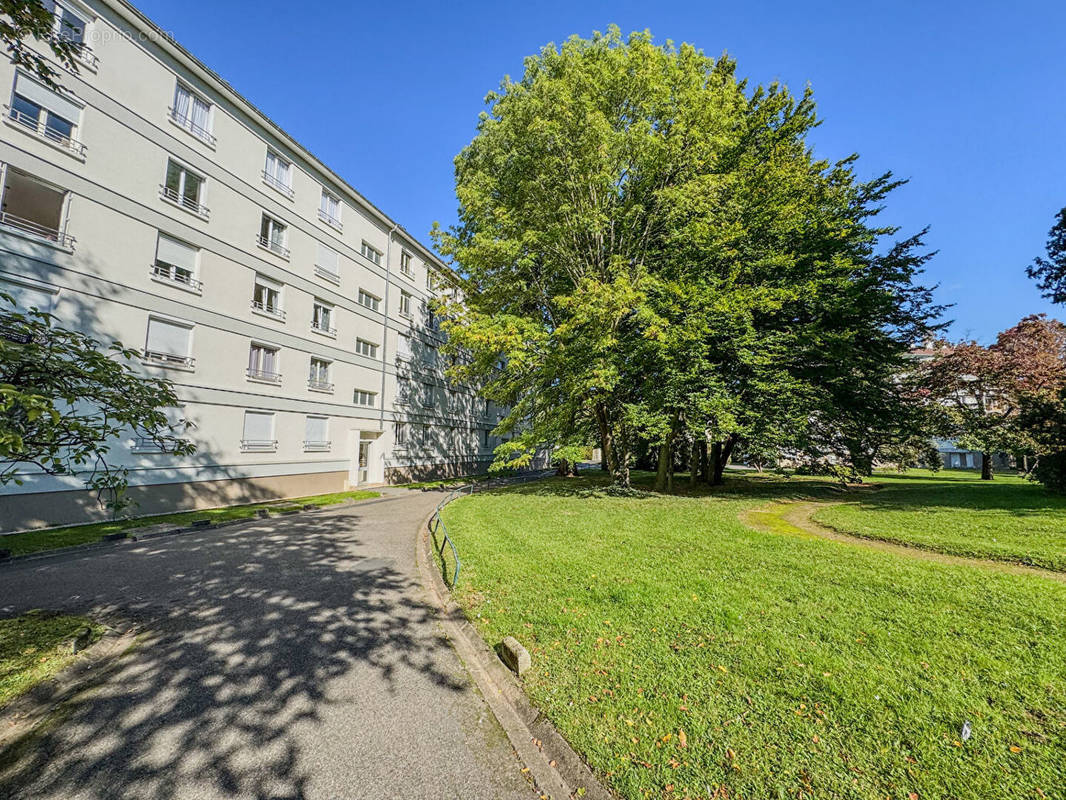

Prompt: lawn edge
[{"left": 415, "top": 498, "right": 615, "bottom": 800}]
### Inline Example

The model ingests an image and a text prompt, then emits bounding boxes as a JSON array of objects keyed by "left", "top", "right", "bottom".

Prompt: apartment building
[{"left": 0, "top": 0, "right": 508, "bottom": 530}]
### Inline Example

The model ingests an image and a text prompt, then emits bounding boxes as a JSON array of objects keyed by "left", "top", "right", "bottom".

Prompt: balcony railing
[
  {"left": 0, "top": 211, "right": 75, "bottom": 248},
  {"left": 308, "top": 378, "right": 334, "bottom": 392},
  {"left": 168, "top": 107, "right": 216, "bottom": 146},
  {"left": 241, "top": 439, "right": 277, "bottom": 452},
  {"left": 246, "top": 367, "right": 282, "bottom": 383},
  {"left": 317, "top": 208, "right": 342, "bottom": 230},
  {"left": 303, "top": 440, "right": 331, "bottom": 452},
  {"left": 311, "top": 318, "right": 337, "bottom": 336},
  {"left": 257, "top": 234, "right": 290, "bottom": 259},
  {"left": 74, "top": 43, "right": 99, "bottom": 70},
  {"left": 251, "top": 299, "right": 285, "bottom": 318},
  {"left": 144, "top": 350, "right": 195, "bottom": 369},
  {"left": 160, "top": 184, "right": 209, "bottom": 218},
  {"left": 261, "top": 170, "right": 294, "bottom": 199},
  {"left": 132, "top": 436, "right": 188, "bottom": 453},
  {"left": 313, "top": 265, "right": 340, "bottom": 284},
  {"left": 151, "top": 264, "right": 202, "bottom": 292},
  {"left": 6, "top": 106, "right": 87, "bottom": 156}
]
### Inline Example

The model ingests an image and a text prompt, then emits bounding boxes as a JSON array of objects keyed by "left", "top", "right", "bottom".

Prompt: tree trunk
[
  {"left": 690, "top": 440, "right": 700, "bottom": 487},
  {"left": 697, "top": 440, "right": 709, "bottom": 483},
  {"left": 710, "top": 435, "right": 738, "bottom": 486},
  {"left": 599, "top": 444, "right": 608, "bottom": 472},
  {"left": 981, "top": 452, "right": 994, "bottom": 480},
  {"left": 654, "top": 414, "right": 680, "bottom": 493}
]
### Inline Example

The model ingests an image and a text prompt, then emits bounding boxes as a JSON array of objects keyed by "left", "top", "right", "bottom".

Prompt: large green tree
[
  {"left": 1028, "top": 207, "right": 1066, "bottom": 306},
  {"left": 1, "top": 297, "right": 195, "bottom": 514},
  {"left": 433, "top": 28, "right": 941, "bottom": 488}
]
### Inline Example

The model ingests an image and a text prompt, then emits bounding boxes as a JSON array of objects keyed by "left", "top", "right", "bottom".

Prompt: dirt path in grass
[{"left": 742, "top": 501, "right": 1066, "bottom": 584}]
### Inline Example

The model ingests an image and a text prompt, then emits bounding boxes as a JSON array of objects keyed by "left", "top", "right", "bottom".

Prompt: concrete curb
[
  {"left": 0, "top": 493, "right": 398, "bottom": 570},
  {"left": 415, "top": 487, "right": 613, "bottom": 800}
]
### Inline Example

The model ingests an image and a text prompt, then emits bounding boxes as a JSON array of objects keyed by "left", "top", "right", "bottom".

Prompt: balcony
[
  {"left": 257, "top": 234, "right": 290, "bottom": 259},
  {"left": 241, "top": 439, "right": 277, "bottom": 453},
  {"left": 262, "top": 170, "right": 294, "bottom": 199},
  {"left": 131, "top": 436, "right": 187, "bottom": 453},
  {"left": 251, "top": 299, "right": 285, "bottom": 319},
  {"left": 160, "top": 184, "right": 209, "bottom": 218},
  {"left": 308, "top": 378, "right": 334, "bottom": 393},
  {"left": 317, "top": 208, "right": 342, "bottom": 231},
  {"left": 246, "top": 367, "right": 282, "bottom": 384},
  {"left": 311, "top": 318, "right": 337, "bottom": 337},
  {"left": 5, "top": 106, "right": 86, "bottom": 158},
  {"left": 168, "top": 107, "right": 216, "bottom": 147},
  {"left": 303, "top": 440, "right": 331, "bottom": 452},
  {"left": 0, "top": 211, "right": 75, "bottom": 249},
  {"left": 144, "top": 351, "right": 195, "bottom": 370},
  {"left": 74, "top": 43, "right": 99, "bottom": 71},
  {"left": 150, "top": 264, "right": 202, "bottom": 293}
]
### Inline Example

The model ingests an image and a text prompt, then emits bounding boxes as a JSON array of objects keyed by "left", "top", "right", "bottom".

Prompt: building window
[
  {"left": 355, "top": 338, "right": 378, "bottom": 358},
  {"left": 308, "top": 356, "right": 333, "bottom": 392},
  {"left": 396, "top": 378, "right": 412, "bottom": 405},
  {"left": 426, "top": 269, "right": 438, "bottom": 290},
  {"left": 161, "top": 159, "right": 208, "bottom": 217},
  {"left": 241, "top": 410, "right": 276, "bottom": 452},
  {"left": 0, "top": 277, "right": 56, "bottom": 314},
  {"left": 144, "top": 316, "right": 194, "bottom": 369},
  {"left": 132, "top": 405, "right": 189, "bottom": 453},
  {"left": 263, "top": 150, "right": 293, "bottom": 198},
  {"left": 357, "top": 289, "right": 380, "bottom": 312},
  {"left": 304, "top": 415, "right": 330, "bottom": 452},
  {"left": 247, "top": 342, "right": 281, "bottom": 383},
  {"left": 421, "top": 382, "right": 434, "bottom": 408},
  {"left": 258, "top": 214, "right": 289, "bottom": 258},
  {"left": 251, "top": 274, "right": 284, "bottom": 318},
  {"left": 315, "top": 242, "right": 340, "bottom": 283},
  {"left": 0, "top": 166, "right": 73, "bottom": 247},
  {"left": 360, "top": 241, "right": 382, "bottom": 266},
  {"left": 7, "top": 72, "right": 85, "bottom": 156},
  {"left": 152, "top": 233, "right": 200, "bottom": 292},
  {"left": 319, "top": 190, "right": 342, "bottom": 229},
  {"left": 354, "top": 389, "right": 377, "bottom": 408},
  {"left": 399, "top": 290, "right": 412, "bottom": 318},
  {"left": 396, "top": 333, "right": 412, "bottom": 362},
  {"left": 311, "top": 299, "right": 336, "bottom": 336},
  {"left": 170, "top": 82, "right": 214, "bottom": 146},
  {"left": 399, "top": 250, "right": 413, "bottom": 278},
  {"left": 483, "top": 428, "right": 491, "bottom": 449},
  {"left": 394, "top": 421, "right": 408, "bottom": 447}
]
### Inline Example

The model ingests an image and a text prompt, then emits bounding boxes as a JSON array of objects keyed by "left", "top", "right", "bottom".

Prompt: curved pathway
[
  {"left": 0, "top": 491, "right": 535, "bottom": 799},
  {"left": 742, "top": 500, "right": 1066, "bottom": 583}
]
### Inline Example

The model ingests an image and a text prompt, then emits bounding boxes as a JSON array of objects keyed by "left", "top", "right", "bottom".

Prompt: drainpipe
[{"left": 378, "top": 224, "right": 398, "bottom": 432}]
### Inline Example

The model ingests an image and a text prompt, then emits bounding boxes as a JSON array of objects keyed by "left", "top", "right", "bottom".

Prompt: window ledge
[
  {"left": 251, "top": 306, "right": 286, "bottom": 322},
  {"left": 143, "top": 355, "right": 195, "bottom": 372},
  {"left": 262, "top": 172, "right": 295, "bottom": 200},
  {"left": 150, "top": 272, "right": 202, "bottom": 296},
  {"left": 314, "top": 266, "right": 341, "bottom": 285},
  {"left": 317, "top": 210, "right": 343, "bottom": 231},
  {"left": 167, "top": 111, "right": 217, "bottom": 149},
  {"left": 310, "top": 325, "right": 337, "bottom": 339},
  {"left": 308, "top": 384, "right": 334, "bottom": 395},
  {"left": 3, "top": 114, "right": 87, "bottom": 161},
  {"left": 246, "top": 374, "right": 283, "bottom": 386},
  {"left": 303, "top": 442, "right": 332, "bottom": 453},
  {"left": 160, "top": 191, "right": 210, "bottom": 221},
  {"left": 257, "top": 240, "right": 290, "bottom": 261},
  {"left": 0, "top": 219, "right": 75, "bottom": 253}
]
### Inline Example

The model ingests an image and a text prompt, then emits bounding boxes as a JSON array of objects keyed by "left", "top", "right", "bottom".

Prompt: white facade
[{"left": 0, "top": 0, "right": 505, "bottom": 529}]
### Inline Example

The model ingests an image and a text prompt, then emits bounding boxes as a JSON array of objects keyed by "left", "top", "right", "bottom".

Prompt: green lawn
[
  {"left": 0, "top": 489, "right": 381, "bottom": 557},
  {"left": 440, "top": 471, "right": 1066, "bottom": 800},
  {"left": 814, "top": 470, "right": 1066, "bottom": 572},
  {"left": 0, "top": 612, "right": 103, "bottom": 707}
]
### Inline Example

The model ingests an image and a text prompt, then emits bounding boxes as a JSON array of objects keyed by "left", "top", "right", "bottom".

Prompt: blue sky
[{"left": 134, "top": 0, "right": 1065, "bottom": 341}]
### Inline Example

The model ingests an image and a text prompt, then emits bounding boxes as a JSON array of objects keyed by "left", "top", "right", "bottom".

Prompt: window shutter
[
  {"left": 316, "top": 242, "right": 340, "bottom": 275},
  {"left": 398, "top": 334, "right": 412, "bottom": 359},
  {"left": 305, "top": 415, "right": 328, "bottom": 443},
  {"left": 15, "top": 73, "right": 82, "bottom": 123},
  {"left": 146, "top": 318, "right": 191, "bottom": 355},
  {"left": 242, "top": 411, "right": 273, "bottom": 441},
  {"left": 156, "top": 234, "right": 197, "bottom": 271}
]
